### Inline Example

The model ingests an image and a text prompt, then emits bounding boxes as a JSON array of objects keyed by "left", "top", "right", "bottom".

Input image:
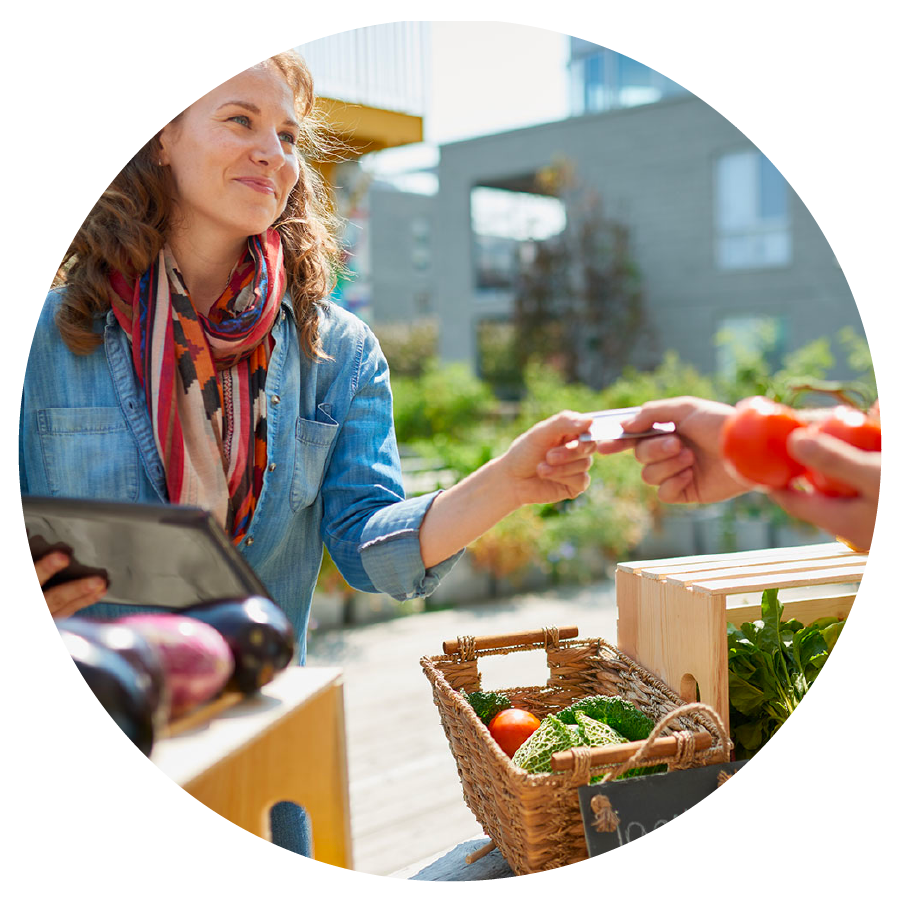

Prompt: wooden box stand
[
  {"left": 152, "top": 666, "right": 353, "bottom": 868},
  {"left": 616, "top": 541, "right": 866, "bottom": 733}
]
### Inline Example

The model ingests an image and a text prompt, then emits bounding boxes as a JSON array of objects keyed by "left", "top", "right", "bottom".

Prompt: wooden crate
[{"left": 616, "top": 541, "right": 865, "bottom": 734}]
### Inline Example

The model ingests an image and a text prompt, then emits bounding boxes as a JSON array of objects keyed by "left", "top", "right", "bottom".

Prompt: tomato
[
  {"left": 487, "top": 708, "right": 541, "bottom": 757},
  {"left": 720, "top": 396, "right": 806, "bottom": 489},
  {"left": 803, "top": 405, "right": 881, "bottom": 497}
]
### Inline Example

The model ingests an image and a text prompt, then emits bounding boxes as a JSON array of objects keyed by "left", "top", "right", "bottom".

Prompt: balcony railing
[{"left": 296, "top": 22, "right": 429, "bottom": 117}]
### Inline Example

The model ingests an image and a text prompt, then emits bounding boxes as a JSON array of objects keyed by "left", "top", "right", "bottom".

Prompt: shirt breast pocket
[
  {"left": 37, "top": 407, "right": 142, "bottom": 501},
  {"left": 290, "top": 416, "right": 339, "bottom": 511}
]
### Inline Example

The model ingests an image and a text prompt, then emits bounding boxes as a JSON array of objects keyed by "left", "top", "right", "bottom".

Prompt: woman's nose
[{"left": 251, "top": 130, "right": 285, "bottom": 166}]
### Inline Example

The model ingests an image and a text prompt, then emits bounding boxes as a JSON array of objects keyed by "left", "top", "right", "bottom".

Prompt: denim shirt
[{"left": 20, "top": 290, "right": 461, "bottom": 662}]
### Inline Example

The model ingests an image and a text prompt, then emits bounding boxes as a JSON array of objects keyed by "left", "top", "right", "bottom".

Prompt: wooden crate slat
[
  {"left": 616, "top": 541, "right": 848, "bottom": 575},
  {"left": 662, "top": 557, "right": 867, "bottom": 587},
  {"left": 688, "top": 564, "right": 865, "bottom": 595},
  {"left": 637, "top": 548, "right": 865, "bottom": 581},
  {"left": 725, "top": 593, "right": 856, "bottom": 627}
]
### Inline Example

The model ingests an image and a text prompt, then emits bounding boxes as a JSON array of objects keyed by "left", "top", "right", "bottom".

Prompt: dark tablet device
[{"left": 23, "top": 496, "right": 271, "bottom": 608}]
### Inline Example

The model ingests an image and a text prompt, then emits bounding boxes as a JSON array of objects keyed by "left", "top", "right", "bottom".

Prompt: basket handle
[
  {"left": 550, "top": 731, "right": 714, "bottom": 771},
  {"left": 550, "top": 701, "right": 729, "bottom": 775},
  {"left": 443, "top": 626, "right": 579, "bottom": 655}
]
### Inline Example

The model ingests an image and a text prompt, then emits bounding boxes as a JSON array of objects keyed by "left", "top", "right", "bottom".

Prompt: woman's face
[{"left": 158, "top": 63, "right": 302, "bottom": 246}]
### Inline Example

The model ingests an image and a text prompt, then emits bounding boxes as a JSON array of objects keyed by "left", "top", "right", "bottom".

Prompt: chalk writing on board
[{"left": 578, "top": 761, "right": 747, "bottom": 857}]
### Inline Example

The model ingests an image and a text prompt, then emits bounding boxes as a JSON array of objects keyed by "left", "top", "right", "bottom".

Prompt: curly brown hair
[{"left": 53, "top": 49, "right": 342, "bottom": 359}]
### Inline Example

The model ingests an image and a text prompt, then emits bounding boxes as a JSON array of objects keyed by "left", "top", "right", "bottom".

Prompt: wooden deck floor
[{"left": 306, "top": 579, "right": 619, "bottom": 877}]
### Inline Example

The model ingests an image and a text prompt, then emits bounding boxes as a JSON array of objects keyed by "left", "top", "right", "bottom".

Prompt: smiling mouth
[{"left": 235, "top": 178, "right": 276, "bottom": 196}]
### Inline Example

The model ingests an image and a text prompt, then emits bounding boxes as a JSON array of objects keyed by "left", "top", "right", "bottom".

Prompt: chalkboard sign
[{"left": 578, "top": 761, "right": 748, "bottom": 857}]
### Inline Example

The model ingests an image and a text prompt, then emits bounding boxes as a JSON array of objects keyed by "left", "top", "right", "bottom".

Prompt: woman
[
  {"left": 20, "top": 47, "right": 598, "bottom": 858},
  {"left": 602, "top": 397, "right": 880, "bottom": 551},
  {"left": 22, "top": 49, "right": 598, "bottom": 634}
]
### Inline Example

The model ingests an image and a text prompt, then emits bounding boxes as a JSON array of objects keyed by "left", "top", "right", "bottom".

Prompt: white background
[{"left": 2, "top": 2, "right": 897, "bottom": 897}]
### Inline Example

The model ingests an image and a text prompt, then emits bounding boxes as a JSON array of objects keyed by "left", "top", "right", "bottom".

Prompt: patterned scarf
[{"left": 110, "top": 229, "right": 286, "bottom": 543}]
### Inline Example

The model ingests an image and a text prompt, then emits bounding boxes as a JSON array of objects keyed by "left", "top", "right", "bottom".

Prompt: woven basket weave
[{"left": 420, "top": 626, "right": 732, "bottom": 875}]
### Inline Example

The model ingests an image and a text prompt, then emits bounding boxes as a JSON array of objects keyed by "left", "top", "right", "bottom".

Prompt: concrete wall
[
  {"left": 367, "top": 183, "right": 437, "bottom": 323},
  {"left": 431, "top": 94, "right": 864, "bottom": 377}
]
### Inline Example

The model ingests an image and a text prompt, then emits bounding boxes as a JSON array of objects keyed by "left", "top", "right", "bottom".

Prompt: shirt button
[
  {"left": 271, "top": 395, "right": 280, "bottom": 406},
  {"left": 246, "top": 536, "right": 254, "bottom": 547},
  {"left": 268, "top": 462, "right": 277, "bottom": 472}
]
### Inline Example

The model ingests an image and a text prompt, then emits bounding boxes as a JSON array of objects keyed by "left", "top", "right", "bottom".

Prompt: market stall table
[
  {"left": 391, "top": 835, "right": 515, "bottom": 880},
  {"left": 152, "top": 666, "right": 352, "bottom": 868}
]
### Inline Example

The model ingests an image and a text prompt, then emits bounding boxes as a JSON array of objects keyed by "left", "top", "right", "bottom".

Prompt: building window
[
  {"left": 471, "top": 186, "right": 566, "bottom": 290},
  {"left": 715, "top": 151, "right": 791, "bottom": 270},
  {"left": 570, "top": 46, "right": 688, "bottom": 115}
]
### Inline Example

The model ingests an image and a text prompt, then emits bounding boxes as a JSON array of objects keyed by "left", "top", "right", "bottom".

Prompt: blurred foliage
[
  {"left": 391, "top": 361, "right": 498, "bottom": 443},
  {"left": 468, "top": 506, "right": 546, "bottom": 581},
  {"left": 476, "top": 319, "right": 525, "bottom": 399},
  {"left": 373, "top": 318, "right": 439, "bottom": 378},
  {"left": 713, "top": 324, "right": 877, "bottom": 410}
]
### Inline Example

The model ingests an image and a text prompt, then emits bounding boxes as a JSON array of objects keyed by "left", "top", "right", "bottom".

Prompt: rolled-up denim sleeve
[
  {"left": 319, "top": 322, "right": 463, "bottom": 600},
  {"left": 358, "top": 490, "right": 463, "bottom": 600}
]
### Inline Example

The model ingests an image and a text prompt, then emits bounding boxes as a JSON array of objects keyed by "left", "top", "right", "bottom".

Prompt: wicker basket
[{"left": 420, "top": 625, "right": 732, "bottom": 875}]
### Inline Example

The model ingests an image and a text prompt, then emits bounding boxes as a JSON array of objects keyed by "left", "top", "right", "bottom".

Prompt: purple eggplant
[
  {"left": 57, "top": 618, "right": 171, "bottom": 730},
  {"left": 59, "top": 628, "right": 156, "bottom": 756},
  {"left": 117, "top": 614, "right": 234, "bottom": 719},
  {"left": 183, "top": 596, "right": 295, "bottom": 695}
]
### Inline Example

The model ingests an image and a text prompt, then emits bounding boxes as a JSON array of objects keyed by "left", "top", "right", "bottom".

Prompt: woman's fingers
[
  {"left": 545, "top": 437, "right": 595, "bottom": 465},
  {"left": 43, "top": 577, "right": 107, "bottom": 618},
  {"left": 34, "top": 551, "right": 71, "bottom": 586},
  {"left": 537, "top": 455, "right": 594, "bottom": 480}
]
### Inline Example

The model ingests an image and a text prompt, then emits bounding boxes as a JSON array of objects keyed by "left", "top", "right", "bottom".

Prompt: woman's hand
[
  {"left": 509, "top": 410, "right": 598, "bottom": 506},
  {"left": 595, "top": 396, "right": 750, "bottom": 504},
  {"left": 768, "top": 429, "right": 881, "bottom": 551},
  {"left": 418, "top": 410, "right": 596, "bottom": 567},
  {"left": 35, "top": 551, "right": 108, "bottom": 618}
]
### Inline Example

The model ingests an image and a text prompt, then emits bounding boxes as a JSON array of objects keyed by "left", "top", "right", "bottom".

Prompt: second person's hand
[
  {"left": 768, "top": 428, "right": 881, "bottom": 551},
  {"left": 595, "top": 396, "right": 752, "bottom": 504}
]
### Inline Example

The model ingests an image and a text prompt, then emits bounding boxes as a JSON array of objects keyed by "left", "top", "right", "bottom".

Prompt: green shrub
[
  {"left": 373, "top": 319, "right": 438, "bottom": 378},
  {"left": 391, "top": 361, "right": 498, "bottom": 444}
]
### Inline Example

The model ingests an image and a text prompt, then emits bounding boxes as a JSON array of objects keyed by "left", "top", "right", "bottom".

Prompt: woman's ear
[
  {"left": 156, "top": 130, "right": 171, "bottom": 167},
  {"left": 157, "top": 116, "right": 183, "bottom": 167}
]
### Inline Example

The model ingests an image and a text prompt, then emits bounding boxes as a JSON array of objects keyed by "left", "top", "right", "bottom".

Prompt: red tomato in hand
[
  {"left": 803, "top": 405, "right": 882, "bottom": 497},
  {"left": 488, "top": 708, "right": 541, "bottom": 757},
  {"left": 720, "top": 396, "right": 806, "bottom": 488}
]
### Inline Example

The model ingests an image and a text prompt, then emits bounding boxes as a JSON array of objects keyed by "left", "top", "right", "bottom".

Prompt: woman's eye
[
  {"left": 280, "top": 132, "right": 297, "bottom": 145},
  {"left": 229, "top": 114, "right": 251, "bottom": 127}
]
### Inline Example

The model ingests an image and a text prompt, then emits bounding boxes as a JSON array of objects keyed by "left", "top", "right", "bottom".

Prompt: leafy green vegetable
[
  {"left": 572, "top": 710, "right": 629, "bottom": 748},
  {"left": 553, "top": 695, "right": 664, "bottom": 779},
  {"left": 728, "top": 588, "right": 845, "bottom": 759},
  {"left": 511, "top": 713, "right": 581, "bottom": 773},
  {"left": 461, "top": 689, "right": 512, "bottom": 726},
  {"left": 555, "top": 694, "right": 655, "bottom": 741}
]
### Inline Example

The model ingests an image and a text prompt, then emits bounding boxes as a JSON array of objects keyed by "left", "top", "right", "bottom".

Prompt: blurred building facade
[{"left": 363, "top": 38, "right": 864, "bottom": 382}]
